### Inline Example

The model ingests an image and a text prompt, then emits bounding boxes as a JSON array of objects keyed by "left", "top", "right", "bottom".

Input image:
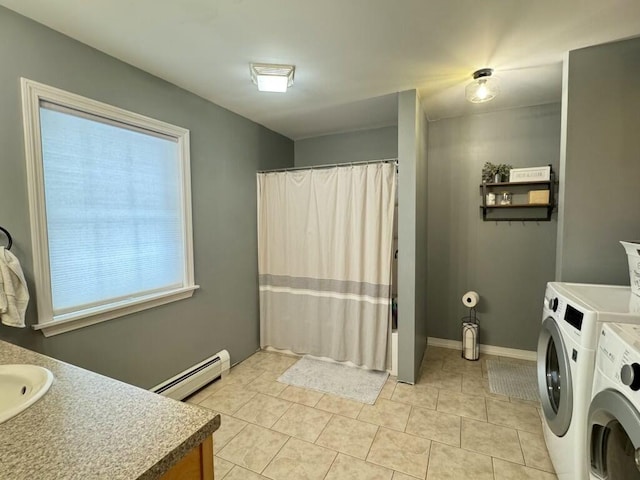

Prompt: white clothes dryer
[
  {"left": 588, "top": 322, "right": 640, "bottom": 479},
  {"left": 537, "top": 282, "right": 639, "bottom": 480}
]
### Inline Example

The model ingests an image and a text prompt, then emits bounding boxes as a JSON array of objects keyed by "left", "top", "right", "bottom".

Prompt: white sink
[{"left": 0, "top": 364, "right": 54, "bottom": 424}]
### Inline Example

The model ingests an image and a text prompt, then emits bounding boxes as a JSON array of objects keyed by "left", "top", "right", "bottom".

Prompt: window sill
[{"left": 33, "top": 285, "right": 199, "bottom": 337}]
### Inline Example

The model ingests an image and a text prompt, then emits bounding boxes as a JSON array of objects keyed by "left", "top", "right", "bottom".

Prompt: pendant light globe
[{"left": 465, "top": 68, "right": 499, "bottom": 103}]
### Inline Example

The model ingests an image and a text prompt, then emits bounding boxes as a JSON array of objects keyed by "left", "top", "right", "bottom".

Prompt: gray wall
[
  {"left": 397, "top": 90, "right": 429, "bottom": 383},
  {"left": 427, "top": 104, "right": 560, "bottom": 351},
  {"left": 294, "top": 126, "right": 398, "bottom": 167},
  {"left": 0, "top": 7, "right": 293, "bottom": 388},
  {"left": 557, "top": 37, "right": 640, "bottom": 284}
]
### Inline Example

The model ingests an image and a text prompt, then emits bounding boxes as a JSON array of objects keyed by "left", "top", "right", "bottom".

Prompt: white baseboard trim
[{"left": 427, "top": 337, "right": 537, "bottom": 361}]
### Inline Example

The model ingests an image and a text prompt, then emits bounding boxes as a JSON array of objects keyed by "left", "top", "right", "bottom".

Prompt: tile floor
[{"left": 186, "top": 346, "right": 556, "bottom": 480}]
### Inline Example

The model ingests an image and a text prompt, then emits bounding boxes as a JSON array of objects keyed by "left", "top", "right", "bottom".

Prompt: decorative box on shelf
[
  {"left": 528, "top": 190, "right": 550, "bottom": 204},
  {"left": 509, "top": 166, "right": 551, "bottom": 183}
]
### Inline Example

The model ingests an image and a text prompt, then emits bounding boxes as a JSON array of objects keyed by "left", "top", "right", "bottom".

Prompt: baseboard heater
[{"left": 151, "top": 349, "right": 230, "bottom": 401}]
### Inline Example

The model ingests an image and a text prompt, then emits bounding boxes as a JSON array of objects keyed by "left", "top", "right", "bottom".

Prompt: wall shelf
[{"left": 480, "top": 167, "right": 555, "bottom": 222}]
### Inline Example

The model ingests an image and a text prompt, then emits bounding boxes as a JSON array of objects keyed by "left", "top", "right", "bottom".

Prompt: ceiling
[{"left": 2, "top": 1, "right": 639, "bottom": 140}]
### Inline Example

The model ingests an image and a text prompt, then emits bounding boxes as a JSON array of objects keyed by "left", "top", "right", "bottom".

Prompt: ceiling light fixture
[
  {"left": 250, "top": 63, "right": 295, "bottom": 93},
  {"left": 465, "top": 68, "right": 499, "bottom": 103}
]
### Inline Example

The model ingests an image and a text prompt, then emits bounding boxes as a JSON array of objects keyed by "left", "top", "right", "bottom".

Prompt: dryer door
[
  {"left": 537, "top": 316, "right": 573, "bottom": 436},
  {"left": 589, "top": 389, "right": 640, "bottom": 479}
]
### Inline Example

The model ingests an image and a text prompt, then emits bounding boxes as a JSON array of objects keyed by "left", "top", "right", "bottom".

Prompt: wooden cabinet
[
  {"left": 161, "top": 436, "right": 214, "bottom": 480},
  {"left": 479, "top": 169, "right": 555, "bottom": 222}
]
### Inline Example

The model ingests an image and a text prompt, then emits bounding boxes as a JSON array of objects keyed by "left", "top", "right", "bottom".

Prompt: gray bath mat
[
  {"left": 278, "top": 356, "right": 388, "bottom": 405},
  {"left": 487, "top": 359, "right": 539, "bottom": 402}
]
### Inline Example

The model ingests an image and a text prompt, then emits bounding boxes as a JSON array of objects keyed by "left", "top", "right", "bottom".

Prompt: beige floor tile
[
  {"left": 262, "top": 437, "right": 337, "bottom": 480},
  {"left": 212, "top": 350, "right": 555, "bottom": 480},
  {"left": 405, "top": 406, "right": 461, "bottom": 447},
  {"left": 416, "top": 369, "right": 462, "bottom": 392},
  {"left": 510, "top": 396, "right": 541, "bottom": 408},
  {"left": 486, "top": 398, "right": 543, "bottom": 433},
  {"left": 424, "top": 346, "right": 460, "bottom": 359},
  {"left": 436, "top": 390, "right": 487, "bottom": 421},
  {"left": 223, "top": 364, "right": 265, "bottom": 386},
  {"left": 423, "top": 346, "right": 447, "bottom": 360},
  {"left": 243, "top": 351, "right": 299, "bottom": 374},
  {"left": 419, "top": 358, "right": 444, "bottom": 375},
  {"left": 518, "top": 431, "right": 555, "bottom": 473},
  {"left": 480, "top": 353, "right": 502, "bottom": 362},
  {"left": 358, "top": 398, "right": 411, "bottom": 431},
  {"left": 214, "top": 456, "right": 234, "bottom": 479},
  {"left": 184, "top": 381, "right": 219, "bottom": 404},
  {"left": 247, "top": 371, "right": 289, "bottom": 397},
  {"left": 271, "top": 403, "right": 332, "bottom": 442},
  {"left": 478, "top": 355, "right": 501, "bottom": 379},
  {"left": 391, "top": 382, "right": 438, "bottom": 409},
  {"left": 493, "top": 458, "right": 558, "bottom": 480},
  {"left": 426, "top": 442, "right": 493, "bottom": 480},
  {"left": 212, "top": 413, "right": 248, "bottom": 449},
  {"left": 441, "top": 357, "right": 483, "bottom": 376},
  {"left": 237, "top": 350, "right": 269, "bottom": 365},
  {"left": 367, "top": 427, "right": 431, "bottom": 478},
  {"left": 199, "top": 384, "right": 257, "bottom": 415},
  {"left": 316, "top": 414, "right": 379, "bottom": 459},
  {"left": 499, "top": 356, "right": 536, "bottom": 365},
  {"left": 279, "top": 385, "right": 323, "bottom": 407},
  {"left": 379, "top": 377, "right": 398, "bottom": 399},
  {"left": 218, "top": 423, "right": 289, "bottom": 473},
  {"left": 262, "top": 355, "right": 299, "bottom": 374},
  {"left": 392, "top": 472, "right": 418, "bottom": 480},
  {"left": 324, "top": 453, "right": 393, "bottom": 480},
  {"left": 224, "top": 465, "right": 269, "bottom": 480},
  {"left": 461, "top": 417, "right": 524, "bottom": 464},
  {"left": 315, "top": 394, "right": 364, "bottom": 419},
  {"left": 461, "top": 373, "right": 510, "bottom": 401},
  {"left": 481, "top": 359, "right": 490, "bottom": 378},
  {"left": 233, "top": 393, "right": 292, "bottom": 428}
]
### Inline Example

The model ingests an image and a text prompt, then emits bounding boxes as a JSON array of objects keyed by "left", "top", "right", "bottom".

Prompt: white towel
[{"left": 0, "top": 247, "right": 29, "bottom": 328}]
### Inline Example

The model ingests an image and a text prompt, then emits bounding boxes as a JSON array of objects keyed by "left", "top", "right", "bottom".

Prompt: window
[{"left": 21, "top": 79, "right": 197, "bottom": 336}]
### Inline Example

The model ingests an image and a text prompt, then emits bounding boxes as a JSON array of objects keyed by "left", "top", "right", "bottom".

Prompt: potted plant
[{"left": 482, "top": 162, "right": 513, "bottom": 183}]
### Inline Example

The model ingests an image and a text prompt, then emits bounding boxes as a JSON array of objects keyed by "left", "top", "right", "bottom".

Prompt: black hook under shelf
[{"left": 0, "top": 226, "right": 12, "bottom": 250}]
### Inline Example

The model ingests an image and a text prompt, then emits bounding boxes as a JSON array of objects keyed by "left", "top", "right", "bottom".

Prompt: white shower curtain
[{"left": 257, "top": 163, "right": 396, "bottom": 371}]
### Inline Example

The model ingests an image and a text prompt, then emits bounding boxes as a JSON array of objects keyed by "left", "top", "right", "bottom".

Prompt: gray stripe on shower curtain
[
  {"left": 259, "top": 274, "right": 391, "bottom": 299},
  {"left": 257, "top": 163, "right": 396, "bottom": 371}
]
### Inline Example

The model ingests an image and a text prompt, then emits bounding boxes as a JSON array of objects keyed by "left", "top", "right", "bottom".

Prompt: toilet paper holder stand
[{"left": 461, "top": 307, "right": 480, "bottom": 361}]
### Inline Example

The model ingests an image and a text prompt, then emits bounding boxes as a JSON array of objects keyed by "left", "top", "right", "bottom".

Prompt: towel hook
[{"left": 0, "top": 226, "right": 12, "bottom": 250}]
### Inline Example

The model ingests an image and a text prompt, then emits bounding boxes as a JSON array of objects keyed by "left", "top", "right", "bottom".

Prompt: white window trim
[{"left": 21, "top": 78, "right": 198, "bottom": 337}]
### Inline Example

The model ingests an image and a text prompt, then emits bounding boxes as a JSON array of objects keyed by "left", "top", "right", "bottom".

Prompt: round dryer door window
[
  {"left": 537, "top": 316, "right": 573, "bottom": 436},
  {"left": 589, "top": 390, "right": 640, "bottom": 479},
  {"left": 546, "top": 337, "right": 561, "bottom": 412}
]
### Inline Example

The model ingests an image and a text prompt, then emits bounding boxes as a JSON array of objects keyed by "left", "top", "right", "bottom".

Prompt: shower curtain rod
[{"left": 257, "top": 158, "right": 398, "bottom": 174}]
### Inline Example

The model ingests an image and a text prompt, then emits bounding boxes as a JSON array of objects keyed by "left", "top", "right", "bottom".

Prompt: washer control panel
[
  {"left": 599, "top": 323, "right": 640, "bottom": 392},
  {"left": 543, "top": 285, "right": 585, "bottom": 333}
]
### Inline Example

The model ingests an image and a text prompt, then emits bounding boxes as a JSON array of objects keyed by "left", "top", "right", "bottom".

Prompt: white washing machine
[
  {"left": 589, "top": 322, "right": 640, "bottom": 479},
  {"left": 537, "top": 282, "right": 639, "bottom": 480}
]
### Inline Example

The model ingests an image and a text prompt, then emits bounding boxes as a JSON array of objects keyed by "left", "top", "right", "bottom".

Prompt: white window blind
[
  {"left": 40, "top": 103, "right": 185, "bottom": 313},
  {"left": 21, "top": 78, "right": 196, "bottom": 336}
]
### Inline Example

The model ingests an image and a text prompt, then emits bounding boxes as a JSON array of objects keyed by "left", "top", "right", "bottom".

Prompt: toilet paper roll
[{"left": 462, "top": 291, "right": 480, "bottom": 308}]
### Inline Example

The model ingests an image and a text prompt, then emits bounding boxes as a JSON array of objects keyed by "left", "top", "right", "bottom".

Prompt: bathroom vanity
[{"left": 0, "top": 340, "right": 220, "bottom": 479}]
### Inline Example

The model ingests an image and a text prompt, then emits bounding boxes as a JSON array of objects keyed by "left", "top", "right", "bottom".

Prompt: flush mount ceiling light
[
  {"left": 250, "top": 63, "right": 295, "bottom": 93},
  {"left": 465, "top": 68, "right": 499, "bottom": 103}
]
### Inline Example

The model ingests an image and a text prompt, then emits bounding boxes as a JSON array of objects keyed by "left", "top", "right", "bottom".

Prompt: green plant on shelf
[{"left": 482, "top": 162, "right": 513, "bottom": 183}]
